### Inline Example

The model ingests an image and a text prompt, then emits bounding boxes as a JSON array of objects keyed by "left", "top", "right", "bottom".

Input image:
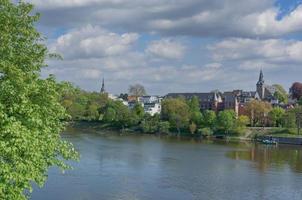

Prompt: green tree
[
  {"left": 293, "top": 106, "right": 302, "bottom": 135},
  {"left": 217, "top": 110, "right": 236, "bottom": 135},
  {"left": 283, "top": 109, "right": 297, "bottom": 129},
  {"left": 198, "top": 128, "right": 213, "bottom": 137},
  {"left": 269, "top": 107, "right": 285, "bottom": 127},
  {"left": 246, "top": 100, "right": 272, "bottom": 127},
  {"left": 273, "top": 84, "right": 288, "bottom": 104},
  {"left": 158, "top": 121, "right": 170, "bottom": 134},
  {"left": 84, "top": 102, "right": 100, "bottom": 121},
  {"left": 140, "top": 114, "right": 160, "bottom": 133},
  {"left": 103, "top": 107, "right": 116, "bottom": 122},
  {"left": 237, "top": 115, "right": 250, "bottom": 127},
  {"left": 203, "top": 110, "right": 216, "bottom": 129},
  {"left": 188, "top": 96, "right": 203, "bottom": 125},
  {"left": 58, "top": 81, "right": 109, "bottom": 121},
  {"left": 0, "top": 1, "right": 78, "bottom": 199},
  {"left": 114, "top": 101, "right": 133, "bottom": 130},
  {"left": 161, "top": 98, "right": 190, "bottom": 135},
  {"left": 234, "top": 115, "right": 250, "bottom": 135},
  {"left": 132, "top": 103, "right": 145, "bottom": 121}
]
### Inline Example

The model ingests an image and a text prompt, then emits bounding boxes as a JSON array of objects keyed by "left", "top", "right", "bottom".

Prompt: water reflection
[
  {"left": 227, "top": 144, "right": 302, "bottom": 173},
  {"left": 31, "top": 127, "right": 302, "bottom": 200}
]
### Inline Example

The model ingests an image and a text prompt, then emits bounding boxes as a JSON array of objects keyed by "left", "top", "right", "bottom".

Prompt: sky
[{"left": 26, "top": 0, "right": 302, "bottom": 95}]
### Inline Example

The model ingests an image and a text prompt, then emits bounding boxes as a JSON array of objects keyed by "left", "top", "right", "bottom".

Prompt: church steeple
[
  {"left": 101, "top": 78, "right": 105, "bottom": 93},
  {"left": 256, "top": 69, "right": 265, "bottom": 99},
  {"left": 258, "top": 69, "right": 264, "bottom": 85}
]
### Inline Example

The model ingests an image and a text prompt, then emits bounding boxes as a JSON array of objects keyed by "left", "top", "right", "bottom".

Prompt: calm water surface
[{"left": 31, "top": 127, "right": 302, "bottom": 200}]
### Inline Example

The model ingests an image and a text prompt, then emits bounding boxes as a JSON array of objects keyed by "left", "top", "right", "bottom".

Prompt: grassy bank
[
  {"left": 67, "top": 121, "right": 302, "bottom": 143},
  {"left": 248, "top": 127, "right": 302, "bottom": 138}
]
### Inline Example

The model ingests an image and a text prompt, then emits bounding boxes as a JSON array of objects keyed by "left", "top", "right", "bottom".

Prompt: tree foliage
[
  {"left": 202, "top": 110, "right": 216, "bottom": 129},
  {"left": 216, "top": 110, "right": 236, "bottom": 135},
  {"left": 245, "top": 100, "right": 272, "bottom": 126},
  {"left": 187, "top": 96, "right": 203, "bottom": 124},
  {"left": 189, "top": 122, "right": 197, "bottom": 134},
  {"left": 58, "top": 82, "right": 109, "bottom": 121},
  {"left": 290, "top": 82, "right": 302, "bottom": 100},
  {"left": 269, "top": 107, "right": 285, "bottom": 127},
  {"left": 273, "top": 84, "right": 288, "bottom": 103},
  {"left": 161, "top": 98, "right": 190, "bottom": 134},
  {"left": 102, "top": 100, "right": 134, "bottom": 129},
  {"left": 128, "top": 84, "right": 146, "bottom": 99},
  {"left": 0, "top": 1, "right": 78, "bottom": 199}
]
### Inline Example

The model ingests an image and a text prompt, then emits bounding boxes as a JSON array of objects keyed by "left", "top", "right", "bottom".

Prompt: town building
[
  {"left": 165, "top": 92, "right": 223, "bottom": 112},
  {"left": 256, "top": 70, "right": 278, "bottom": 103},
  {"left": 138, "top": 96, "right": 162, "bottom": 116},
  {"left": 127, "top": 95, "right": 162, "bottom": 116},
  {"left": 143, "top": 102, "right": 161, "bottom": 116},
  {"left": 165, "top": 70, "right": 280, "bottom": 116}
]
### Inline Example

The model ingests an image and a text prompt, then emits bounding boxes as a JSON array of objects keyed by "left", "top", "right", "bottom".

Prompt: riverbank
[{"left": 66, "top": 121, "right": 302, "bottom": 146}]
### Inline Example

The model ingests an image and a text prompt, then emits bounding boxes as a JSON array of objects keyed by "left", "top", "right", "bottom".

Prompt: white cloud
[
  {"left": 35, "top": 0, "right": 302, "bottom": 94},
  {"left": 50, "top": 25, "right": 139, "bottom": 59},
  {"left": 252, "top": 6, "right": 302, "bottom": 36},
  {"left": 146, "top": 39, "right": 186, "bottom": 59},
  {"left": 30, "top": 0, "right": 302, "bottom": 38},
  {"left": 209, "top": 38, "right": 302, "bottom": 69},
  {"left": 80, "top": 68, "right": 102, "bottom": 79}
]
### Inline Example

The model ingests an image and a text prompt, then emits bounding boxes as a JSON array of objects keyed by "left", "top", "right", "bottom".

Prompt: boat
[{"left": 261, "top": 139, "right": 278, "bottom": 145}]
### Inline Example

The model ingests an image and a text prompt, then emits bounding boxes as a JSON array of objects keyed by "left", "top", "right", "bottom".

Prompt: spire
[
  {"left": 257, "top": 69, "right": 264, "bottom": 85},
  {"left": 101, "top": 78, "right": 105, "bottom": 93}
]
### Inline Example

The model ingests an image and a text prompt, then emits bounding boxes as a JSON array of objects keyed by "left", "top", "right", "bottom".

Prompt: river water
[{"left": 31, "top": 126, "right": 302, "bottom": 200}]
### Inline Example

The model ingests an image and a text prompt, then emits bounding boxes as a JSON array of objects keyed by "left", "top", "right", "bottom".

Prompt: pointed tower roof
[
  {"left": 257, "top": 69, "right": 264, "bottom": 85},
  {"left": 101, "top": 78, "right": 105, "bottom": 93}
]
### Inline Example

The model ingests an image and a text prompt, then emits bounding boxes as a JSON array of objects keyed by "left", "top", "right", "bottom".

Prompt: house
[
  {"left": 127, "top": 95, "right": 162, "bottom": 116},
  {"left": 143, "top": 102, "right": 161, "bottom": 116},
  {"left": 165, "top": 92, "right": 223, "bottom": 112},
  {"left": 165, "top": 70, "right": 281, "bottom": 116},
  {"left": 138, "top": 96, "right": 162, "bottom": 104},
  {"left": 222, "top": 91, "right": 239, "bottom": 115},
  {"left": 138, "top": 96, "right": 162, "bottom": 116}
]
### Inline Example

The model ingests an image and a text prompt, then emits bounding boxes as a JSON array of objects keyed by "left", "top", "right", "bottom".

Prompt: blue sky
[
  {"left": 276, "top": 0, "right": 301, "bottom": 17},
  {"left": 27, "top": 0, "right": 302, "bottom": 95}
]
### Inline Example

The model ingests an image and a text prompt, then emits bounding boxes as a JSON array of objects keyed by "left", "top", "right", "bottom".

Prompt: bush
[
  {"left": 158, "top": 121, "right": 170, "bottom": 134},
  {"left": 231, "top": 127, "right": 246, "bottom": 136},
  {"left": 198, "top": 128, "right": 213, "bottom": 137}
]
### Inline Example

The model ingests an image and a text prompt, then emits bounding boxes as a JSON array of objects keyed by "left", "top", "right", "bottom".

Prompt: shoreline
[{"left": 66, "top": 121, "right": 302, "bottom": 146}]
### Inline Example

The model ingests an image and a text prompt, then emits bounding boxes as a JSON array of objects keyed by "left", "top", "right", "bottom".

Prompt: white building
[
  {"left": 127, "top": 95, "right": 162, "bottom": 116},
  {"left": 108, "top": 94, "right": 128, "bottom": 106},
  {"left": 143, "top": 102, "right": 161, "bottom": 116},
  {"left": 138, "top": 96, "right": 162, "bottom": 104}
]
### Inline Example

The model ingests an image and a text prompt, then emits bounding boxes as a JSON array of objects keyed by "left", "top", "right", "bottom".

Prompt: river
[{"left": 31, "top": 126, "right": 302, "bottom": 200}]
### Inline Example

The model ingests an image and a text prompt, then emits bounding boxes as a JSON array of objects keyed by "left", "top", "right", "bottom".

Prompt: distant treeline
[{"left": 58, "top": 82, "right": 302, "bottom": 136}]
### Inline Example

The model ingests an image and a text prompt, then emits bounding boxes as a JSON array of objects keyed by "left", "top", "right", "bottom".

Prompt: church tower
[
  {"left": 256, "top": 70, "right": 265, "bottom": 99},
  {"left": 101, "top": 78, "right": 105, "bottom": 94}
]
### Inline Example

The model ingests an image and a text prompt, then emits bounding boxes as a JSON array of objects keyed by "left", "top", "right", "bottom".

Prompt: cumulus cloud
[
  {"left": 209, "top": 38, "right": 302, "bottom": 69},
  {"left": 34, "top": 0, "right": 302, "bottom": 94},
  {"left": 146, "top": 39, "right": 186, "bottom": 59},
  {"left": 50, "top": 25, "right": 139, "bottom": 59},
  {"left": 29, "top": 0, "right": 302, "bottom": 38}
]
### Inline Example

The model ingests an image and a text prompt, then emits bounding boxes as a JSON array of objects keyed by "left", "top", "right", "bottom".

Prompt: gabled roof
[{"left": 165, "top": 92, "right": 222, "bottom": 102}]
